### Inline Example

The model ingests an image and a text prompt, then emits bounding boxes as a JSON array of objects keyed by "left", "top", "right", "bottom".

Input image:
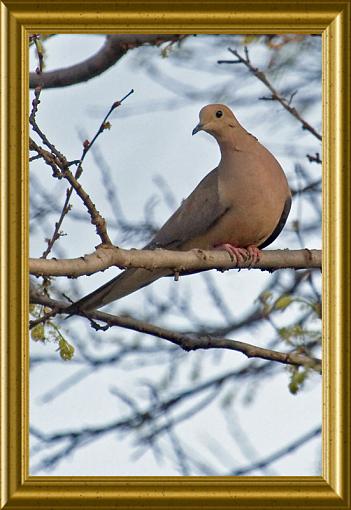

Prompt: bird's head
[{"left": 192, "top": 104, "right": 242, "bottom": 140}]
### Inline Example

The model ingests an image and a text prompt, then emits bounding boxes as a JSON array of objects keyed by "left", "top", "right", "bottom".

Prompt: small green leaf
[
  {"left": 31, "top": 324, "right": 45, "bottom": 342},
  {"left": 288, "top": 381, "right": 299, "bottom": 394},
  {"left": 242, "top": 35, "right": 258, "bottom": 45},
  {"left": 274, "top": 295, "right": 293, "bottom": 311},
  {"left": 58, "top": 338, "right": 75, "bottom": 361},
  {"left": 29, "top": 304, "right": 37, "bottom": 315},
  {"left": 288, "top": 367, "right": 308, "bottom": 394},
  {"left": 278, "top": 327, "right": 290, "bottom": 339}
]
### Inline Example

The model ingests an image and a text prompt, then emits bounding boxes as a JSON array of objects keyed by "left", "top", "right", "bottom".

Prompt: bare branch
[
  {"left": 30, "top": 87, "right": 134, "bottom": 254},
  {"left": 230, "top": 425, "right": 321, "bottom": 475},
  {"left": 306, "top": 152, "right": 322, "bottom": 164},
  {"left": 291, "top": 179, "right": 321, "bottom": 197},
  {"left": 218, "top": 48, "right": 322, "bottom": 141},
  {"left": 30, "top": 247, "right": 322, "bottom": 278},
  {"left": 74, "top": 89, "right": 134, "bottom": 178},
  {"left": 29, "top": 295, "right": 321, "bottom": 373},
  {"left": 29, "top": 138, "right": 112, "bottom": 246},
  {"left": 29, "top": 35, "right": 186, "bottom": 89}
]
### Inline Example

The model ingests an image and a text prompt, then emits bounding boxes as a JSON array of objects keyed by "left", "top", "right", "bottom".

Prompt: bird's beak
[{"left": 192, "top": 123, "right": 203, "bottom": 136}]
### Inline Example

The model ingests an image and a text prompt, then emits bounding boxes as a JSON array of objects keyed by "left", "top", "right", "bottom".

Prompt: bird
[{"left": 67, "top": 104, "right": 291, "bottom": 313}]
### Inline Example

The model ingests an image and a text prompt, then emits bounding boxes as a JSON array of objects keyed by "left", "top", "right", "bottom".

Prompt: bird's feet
[
  {"left": 214, "top": 243, "right": 249, "bottom": 263},
  {"left": 246, "top": 245, "right": 261, "bottom": 266},
  {"left": 214, "top": 243, "right": 261, "bottom": 266}
]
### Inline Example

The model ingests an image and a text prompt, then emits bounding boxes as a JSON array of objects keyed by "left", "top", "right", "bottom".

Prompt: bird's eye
[{"left": 215, "top": 110, "right": 223, "bottom": 118}]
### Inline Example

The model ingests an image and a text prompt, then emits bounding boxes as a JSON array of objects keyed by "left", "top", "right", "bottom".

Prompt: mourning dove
[{"left": 68, "top": 104, "right": 291, "bottom": 312}]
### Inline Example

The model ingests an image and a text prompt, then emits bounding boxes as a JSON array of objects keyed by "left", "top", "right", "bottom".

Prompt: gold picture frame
[{"left": 1, "top": 0, "right": 350, "bottom": 508}]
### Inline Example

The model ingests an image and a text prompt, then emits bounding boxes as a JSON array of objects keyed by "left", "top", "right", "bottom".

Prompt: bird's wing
[
  {"left": 66, "top": 167, "right": 229, "bottom": 312},
  {"left": 258, "top": 195, "right": 292, "bottom": 249},
  {"left": 147, "top": 167, "right": 229, "bottom": 250}
]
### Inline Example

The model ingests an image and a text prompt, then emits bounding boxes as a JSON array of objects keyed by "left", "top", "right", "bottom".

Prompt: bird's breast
[{"left": 209, "top": 150, "right": 290, "bottom": 248}]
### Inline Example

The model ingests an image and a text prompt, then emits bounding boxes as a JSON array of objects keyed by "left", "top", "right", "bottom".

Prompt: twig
[
  {"left": 29, "top": 47, "right": 134, "bottom": 255},
  {"left": 291, "top": 178, "right": 321, "bottom": 196},
  {"left": 29, "top": 138, "right": 112, "bottom": 247},
  {"left": 40, "top": 189, "right": 72, "bottom": 258},
  {"left": 75, "top": 89, "right": 134, "bottom": 178},
  {"left": 29, "top": 154, "right": 42, "bottom": 162},
  {"left": 29, "top": 35, "right": 73, "bottom": 257},
  {"left": 41, "top": 89, "right": 134, "bottom": 257},
  {"left": 306, "top": 152, "right": 322, "bottom": 164},
  {"left": 29, "top": 37, "right": 78, "bottom": 255},
  {"left": 230, "top": 425, "right": 321, "bottom": 475},
  {"left": 30, "top": 34, "right": 44, "bottom": 74},
  {"left": 218, "top": 48, "right": 322, "bottom": 142}
]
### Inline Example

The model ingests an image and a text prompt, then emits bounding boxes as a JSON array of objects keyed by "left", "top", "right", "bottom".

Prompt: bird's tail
[{"left": 66, "top": 267, "right": 170, "bottom": 313}]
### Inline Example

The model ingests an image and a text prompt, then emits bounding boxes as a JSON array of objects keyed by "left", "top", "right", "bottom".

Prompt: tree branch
[
  {"left": 218, "top": 48, "right": 322, "bottom": 142},
  {"left": 29, "top": 35, "right": 185, "bottom": 89},
  {"left": 30, "top": 247, "right": 322, "bottom": 278},
  {"left": 30, "top": 85, "right": 134, "bottom": 254},
  {"left": 29, "top": 137, "right": 112, "bottom": 246},
  {"left": 30, "top": 295, "right": 321, "bottom": 373},
  {"left": 230, "top": 425, "right": 321, "bottom": 475}
]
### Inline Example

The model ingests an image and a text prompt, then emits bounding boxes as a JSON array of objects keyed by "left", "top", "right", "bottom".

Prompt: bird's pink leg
[
  {"left": 246, "top": 245, "right": 261, "bottom": 265},
  {"left": 214, "top": 243, "right": 262, "bottom": 266},
  {"left": 214, "top": 243, "right": 249, "bottom": 263}
]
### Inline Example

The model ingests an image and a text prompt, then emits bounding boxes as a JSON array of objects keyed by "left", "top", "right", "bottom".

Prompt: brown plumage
[{"left": 68, "top": 104, "right": 291, "bottom": 312}]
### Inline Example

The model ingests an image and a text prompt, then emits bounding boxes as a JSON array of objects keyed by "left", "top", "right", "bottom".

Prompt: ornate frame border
[{"left": 1, "top": 1, "right": 350, "bottom": 508}]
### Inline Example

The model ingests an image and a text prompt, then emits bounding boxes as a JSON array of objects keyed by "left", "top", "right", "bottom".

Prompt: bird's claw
[
  {"left": 246, "top": 245, "right": 261, "bottom": 267},
  {"left": 214, "top": 244, "right": 248, "bottom": 264},
  {"left": 214, "top": 243, "right": 261, "bottom": 267}
]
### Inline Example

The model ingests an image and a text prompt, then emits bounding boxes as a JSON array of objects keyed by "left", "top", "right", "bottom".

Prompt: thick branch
[
  {"left": 30, "top": 295, "right": 321, "bottom": 373},
  {"left": 30, "top": 247, "right": 322, "bottom": 278},
  {"left": 30, "top": 35, "right": 184, "bottom": 89}
]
